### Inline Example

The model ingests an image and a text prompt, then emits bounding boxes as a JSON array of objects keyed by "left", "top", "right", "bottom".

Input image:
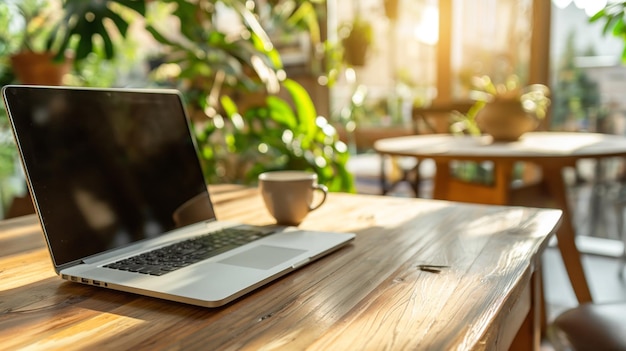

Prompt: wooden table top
[
  {"left": 374, "top": 131, "right": 623, "bottom": 305},
  {"left": 0, "top": 184, "right": 562, "bottom": 350},
  {"left": 373, "top": 131, "right": 626, "bottom": 162}
]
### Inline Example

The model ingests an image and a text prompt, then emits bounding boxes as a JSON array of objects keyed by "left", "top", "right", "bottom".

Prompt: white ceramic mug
[{"left": 258, "top": 171, "right": 328, "bottom": 225}]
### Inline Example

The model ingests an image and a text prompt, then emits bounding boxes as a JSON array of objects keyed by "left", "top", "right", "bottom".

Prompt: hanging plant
[{"left": 339, "top": 16, "right": 373, "bottom": 67}]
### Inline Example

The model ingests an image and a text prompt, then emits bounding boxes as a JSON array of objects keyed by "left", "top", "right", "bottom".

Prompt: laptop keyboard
[{"left": 103, "top": 227, "right": 273, "bottom": 276}]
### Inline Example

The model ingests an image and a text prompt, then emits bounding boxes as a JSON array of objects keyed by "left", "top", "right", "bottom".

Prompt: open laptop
[{"left": 1, "top": 85, "right": 355, "bottom": 307}]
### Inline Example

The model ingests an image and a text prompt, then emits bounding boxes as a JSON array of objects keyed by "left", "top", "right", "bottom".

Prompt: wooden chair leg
[
  {"left": 615, "top": 196, "right": 626, "bottom": 279},
  {"left": 380, "top": 154, "right": 388, "bottom": 195},
  {"left": 411, "top": 160, "right": 421, "bottom": 197},
  {"left": 379, "top": 155, "right": 421, "bottom": 197}
]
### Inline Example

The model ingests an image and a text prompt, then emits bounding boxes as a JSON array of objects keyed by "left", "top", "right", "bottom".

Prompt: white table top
[{"left": 373, "top": 132, "right": 626, "bottom": 161}]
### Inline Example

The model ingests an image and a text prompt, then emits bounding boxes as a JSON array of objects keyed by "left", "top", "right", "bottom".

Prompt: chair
[
  {"left": 549, "top": 302, "right": 626, "bottom": 350},
  {"left": 548, "top": 168, "right": 626, "bottom": 351},
  {"left": 410, "top": 101, "right": 476, "bottom": 135},
  {"left": 378, "top": 101, "right": 474, "bottom": 197}
]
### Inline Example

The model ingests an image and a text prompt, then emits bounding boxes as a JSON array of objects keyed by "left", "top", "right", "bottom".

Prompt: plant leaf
[
  {"left": 266, "top": 95, "right": 298, "bottom": 129},
  {"left": 282, "top": 79, "right": 317, "bottom": 139}
]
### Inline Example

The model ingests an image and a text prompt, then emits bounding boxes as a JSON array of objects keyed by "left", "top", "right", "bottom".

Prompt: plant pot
[
  {"left": 475, "top": 100, "right": 538, "bottom": 141},
  {"left": 384, "top": 0, "right": 400, "bottom": 20},
  {"left": 342, "top": 38, "right": 369, "bottom": 67},
  {"left": 10, "top": 51, "right": 71, "bottom": 85},
  {"left": 341, "top": 19, "right": 373, "bottom": 67}
]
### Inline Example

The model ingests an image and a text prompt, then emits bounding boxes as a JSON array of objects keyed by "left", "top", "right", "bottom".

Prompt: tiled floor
[{"left": 348, "top": 153, "right": 626, "bottom": 348}]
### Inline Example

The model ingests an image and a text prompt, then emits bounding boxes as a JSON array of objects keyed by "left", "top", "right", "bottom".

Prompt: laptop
[{"left": 1, "top": 85, "right": 355, "bottom": 307}]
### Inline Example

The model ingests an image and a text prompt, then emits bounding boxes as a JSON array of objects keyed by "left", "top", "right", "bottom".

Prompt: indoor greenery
[
  {"left": 48, "top": 0, "right": 146, "bottom": 62},
  {"left": 0, "top": 1, "right": 28, "bottom": 211},
  {"left": 590, "top": 1, "right": 626, "bottom": 62},
  {"left": 143, "top": 0, "right": 354, "bottom": 191},
  {"left": 338, "top": 16, "right": 373, "bottom": 67},
  {"left": 0, "top": 0, "right": 143, "bottom": 64},
  {"left": 0, "top": 0, "right": 352, "bottom": 218},
  {"left": 451, "top": 75, "right": 550, "bottom": 136},
  {"left": 469, "top": 75, "right": 550, "bottom": 117},
  {"left": 1, "top": 0, "right": 354, "bottom": 192},
  {"left": 0, "top": 0, "right": 55, "bottom": 56},
  {"left": 448, "top": 75, "right": 550, "bottom": 185},
  {"left": 550, "top": 32, "right": 603, "bottom": 130},
  {"left": 0, "top": 0, "right": 140, "bottom": 86}
]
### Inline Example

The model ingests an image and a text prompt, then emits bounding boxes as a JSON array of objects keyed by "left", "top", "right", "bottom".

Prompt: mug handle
[{"left": 309, "top": 184, "right": 328, "bottom": 211}]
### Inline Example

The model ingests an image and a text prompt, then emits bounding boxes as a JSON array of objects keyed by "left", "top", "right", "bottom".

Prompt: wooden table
[
  {"left": 0, "top": 184, "right": 561, "bottom": 350},
  {"left": 374, "top": 131, "right": 626, "bottom": 305}
]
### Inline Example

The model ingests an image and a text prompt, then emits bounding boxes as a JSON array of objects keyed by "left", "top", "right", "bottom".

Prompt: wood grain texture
[
  {"left": 374, "top": 132, "right": 626, "bottom": 304},
  {"left": 0, "top": 185, "right": 561, "bottom": 350}
]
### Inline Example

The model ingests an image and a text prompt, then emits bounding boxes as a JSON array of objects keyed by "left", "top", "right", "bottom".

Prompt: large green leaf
[
  {"left": 282, "top": 79, "right": 317, "bottom": 139},
  {"left": 266, "top": 96, "right": 298, "bottom": 129},
  {"left": 52, "top": 0, "right": 145, "bottom": 61}
]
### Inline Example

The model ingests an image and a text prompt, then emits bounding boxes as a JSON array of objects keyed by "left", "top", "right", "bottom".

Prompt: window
[
  {"left": 450, "top": 0, "right": 533, "bottom": 100},
  {"left": 550, "top": 0, "right": 626, "bottom": 133},
  {"left": 330, "top": 0, "right": 542, "bottom": 132}
]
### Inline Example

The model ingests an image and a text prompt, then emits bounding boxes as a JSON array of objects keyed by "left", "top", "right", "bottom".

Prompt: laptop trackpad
[{"left": 219, "top": 245, "right": 307, "bottom": 270}]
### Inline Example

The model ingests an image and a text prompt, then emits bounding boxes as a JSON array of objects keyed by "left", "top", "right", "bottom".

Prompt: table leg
[
  {"left": 432, "top": 160, "right": 451, "bottom": 200},
  {"left": 379, "top": 155, "right": 421, "bottom": 196},
  {"left": 432, "top": 158, "right": 592, "bottom": 302},
  {"left": 509, "top": 267, "right": 543, "bottom": 351},
  {"left": 432, "top": 160, "right": 514, "bottom": 205},
  {"left": 542, "top": 165, "right": 593, "bottom": 304},
  {"left": 380, "top": 154, "right": 388, "bottom": 195}
]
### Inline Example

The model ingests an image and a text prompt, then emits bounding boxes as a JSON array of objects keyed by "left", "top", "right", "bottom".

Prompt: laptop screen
[{"left": 2, "top": 86, "right": 216, "bottom": 267}]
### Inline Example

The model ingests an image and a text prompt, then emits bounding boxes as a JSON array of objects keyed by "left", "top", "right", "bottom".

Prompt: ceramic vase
[{"left": 475, "top": 100, "right": 538, "bottom": 141}]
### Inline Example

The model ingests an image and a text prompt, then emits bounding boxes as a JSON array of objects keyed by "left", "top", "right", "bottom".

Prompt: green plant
[
  {"left": 469, "top": 75, "right": 551, "bottom": 118},
  {"left": 257, "top": 0, "right": 332, "bottom": 83},
  {"left": 0, "top": 0, "right": 145, "bottom": 61},
  {"left": 551, "top": 32, "right": 603, "bottom": 130},
  {"left": 49, "top": 0, "right": 146, "bottom": 61},
  {"left": 260, "top": 0, "right": 323, "bottom": 44},
  {"left": 0, "top": 1, "right": 43, "bottom": 208},
  {"left": 0, "top": 3, "right": 17, "bottom": 85},
  {"left": 0, "top": 0, "right": 57, "bottom": 55},
  {"left": 145, "top": 0, "right": 354, "bottom": 192},
  {"left": 449, "top": 104, "right": 484, "bottom": 137},
  {"left": 450, "top": 75, "right": 550, "bottom": 136},
  {"left": 590, "top": 1, "right": 626, "bottom": 62},
  {"left": 1, "top": 0, "right": 146, "bottom": 87},
  {"left": 146, "top": 0, "right": 282, "bottom": 108},
  {"left": 339, "top": 16, "right": 373, "bottom": 67},
  {"left": 202, "top": 79, "right": 354, "bottom": 191}
]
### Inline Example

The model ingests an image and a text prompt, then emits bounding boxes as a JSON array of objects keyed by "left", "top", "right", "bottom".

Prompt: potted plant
[
  {"left": 464, "top": 75, "right": 551, "bottom": 141},
  {"left": 383, "top": 0, "right": 400, "bottom": 20},
  {"left": 339, "top": 16, "right": 373, "bottom": 67},
  {"left": 1, "top": 0, "right": 145, "bottom": 86},
  {"left": 0, "top": 0, "right": 71, "bottom": 85}
]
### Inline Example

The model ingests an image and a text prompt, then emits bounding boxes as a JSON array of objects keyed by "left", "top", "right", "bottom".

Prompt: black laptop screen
[{"left": 2, "top": 86, "right": 216, "bottom": 267}]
